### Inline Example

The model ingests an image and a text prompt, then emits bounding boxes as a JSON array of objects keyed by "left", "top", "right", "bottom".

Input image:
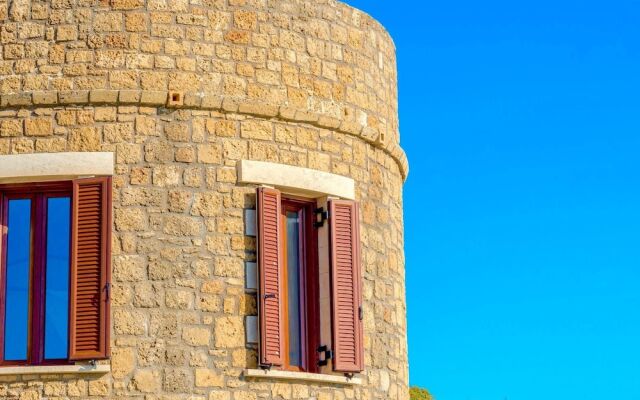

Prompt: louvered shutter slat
[
  {"left": 257, "top": 187, "right": 284, "bottom": 367},
  {"left": 329, "top": 200, "right": 364, "bottom": 373},
  {"left": 69, "top": 177, "right": 111, "bottom": 360}
]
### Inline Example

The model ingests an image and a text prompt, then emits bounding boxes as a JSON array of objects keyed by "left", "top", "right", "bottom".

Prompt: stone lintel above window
[
  {"left": 237, "top": 160, "right": 355, "bottom": 200},
  {"left": 0, "top": 152, "right": 114, "bottom": 184}
]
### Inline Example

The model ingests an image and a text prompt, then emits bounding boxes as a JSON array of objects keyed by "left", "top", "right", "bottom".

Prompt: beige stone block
[
  {"left": 111, "top": 347, "right": 135, "bottom": 378},
  {"left": 149, "top": 312, "right": 178, "bottom": 338},
  {"left": 240, "top": 120, "right": 272, "bottom": 140},
  {"left": 114, "top": 208, "right": 147, "bottom": 231},
  {"left": 233, "top": 391, "right": 257, "bottom": 400},
  {"left": 197, "top": 143, "right": 222, "bottom": 164},
  {"left": 140, "top": 90, "right": 167, "bottom": 105},
  {"left": 67, "top": 379, "right": 88, "bottom": 397},
  {"left": 163, "top": 215, "right": 201, "bottom": 236},
  {"left": 195, "top": 369, "right": 224, "bottom": 387},
  {"left": 24, "top": 118, "right": 52, "bottom": 136},
  {"left": 191, "top": 192, "right": 223, "bottom": 217},
  {"left": 125, "top": 13, "right": 148, "bottom": 32},
  {"left": 163, "top": 368, "right": 192, "bottom": 393},
  {"left": 114, "top": 309, "right": 146, "bottom": 335},
  {"left": 19, "top": 390, "right": 39, "bottom": 400},
  {"left": 182, "top": 326, "right": 210, "bottom": 346},
  {"left": 44, "top": 381, "right": 66, "bottom": 396},
  {"left": 198, "top": 294, "right": 221, "bottom": 312},
  {"left": 3, "top": 44, "right": 25, "bottom": 60},
  {"left": 113, "top": 255, "right": 146, "bottom": 282},
  {"left": 32, "top": 91, "right": 58, "bottom": 105},
  {"left": 153, "top": 165, "right": 181, "bottom": 187},
  {"left": 133, "top": 369, "right": 161, "bottom": 393},
  {"left": 175, "top": 146, "right": 195, "bottom": 163},
  {"left": 214, "top": 256, "right": 243, "bottom": 278},
  {"left": 234, "top": 10, "right": 257, "bottom": 30},
  {"left": 165, "top": 289, "right": 193, "bottom": 309},
  {"left": 168, "top": 190, "right": 192, "bottom": 212},
  {"left": 57, "top": 25, "right": 78, "bottom": 41},
  {"left": 0, "top": 120, "right": 22, "bottom": 137},
  {"left": 214, "top": 316, "right": 243, "bottom": 348},
  {"left": 69, "top": 127, "right": 101, "bottom": 151},
  {"left": 94, "top": 12, "right": 123, "bottom": 32},
  {"left": 88, "top": 375, "right": 111, "bottom": 396},
  {"left": 210, "top": 392, "right": 231, "bottom": 400}
]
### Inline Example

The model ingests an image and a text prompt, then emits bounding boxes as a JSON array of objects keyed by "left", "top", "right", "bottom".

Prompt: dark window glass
[
  {"left": 286, "top": 211, "right": 302, "bottom": 367},
  {"left": 4, "top": 199, "right": 31, "bottom": 361},
  {"left": 44, "top": 197, "right": 71, "bottom": 360}
]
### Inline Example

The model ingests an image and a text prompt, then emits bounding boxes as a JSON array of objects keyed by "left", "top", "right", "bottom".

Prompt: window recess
[
  {"left": 0, "top": 178, "right": 111, "bottom": 367},
  {"left": 256, "top": 187, "right": 363, "bottom": 375}
]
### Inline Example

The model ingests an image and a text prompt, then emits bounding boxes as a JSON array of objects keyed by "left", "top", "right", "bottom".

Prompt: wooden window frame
[
  {"left": 0, "top": 181, "right": 73, "bottom": 367},
  {"left": 280, "top": 197, "right": 320, "bottom": 373}
]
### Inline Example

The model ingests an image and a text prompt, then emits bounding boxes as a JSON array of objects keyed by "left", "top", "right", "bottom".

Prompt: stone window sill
[
  {"left": 0, "top": 364, "right": 110, "bottom": 376},
  {"left": 244, "top": 369, "right": 362, "bottom": 385}
]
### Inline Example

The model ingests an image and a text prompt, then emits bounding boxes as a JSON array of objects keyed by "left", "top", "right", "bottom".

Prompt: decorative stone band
[
  {"left": 237, "top": 160, "right": 356, "bottom": 200},
  {"left": 0, "top": 90, "right": 409, "bottom": 181},
  {"left": 0, "top": 152, "right": 114, "bottom": 184}
]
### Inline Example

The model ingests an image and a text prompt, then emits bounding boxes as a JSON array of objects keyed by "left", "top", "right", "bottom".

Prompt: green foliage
[{"left": 410, "top": 386, "right": 434, "bottom": 400}]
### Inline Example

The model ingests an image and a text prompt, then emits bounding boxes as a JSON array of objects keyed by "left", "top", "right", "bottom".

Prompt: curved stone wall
[
  {"left": 0, "top": 0, "right": 409, "bottom": 399},
  {"left": 0, "top": 0, "right": 407, "bottom": 177}
]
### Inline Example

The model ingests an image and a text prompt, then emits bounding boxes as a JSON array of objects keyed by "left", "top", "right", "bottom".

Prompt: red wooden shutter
[
  {"left": 69, "top": 177, "right": 112, "bottom": 360},
  {"left": 257, "top": 188, "right": 284, "bottom": 366},
  {"left": 257, "top": 187, "right": 284, "bottom": 367},
  {"left": 329, "top": 199, "right": 364, "bottom": 373}
]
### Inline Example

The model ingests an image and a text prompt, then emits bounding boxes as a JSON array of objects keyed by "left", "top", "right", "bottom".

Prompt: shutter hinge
[
  {"left": 314, "top": 207, "right": 329, "bottom": 228},
  {"left": 358, "top": 306, "right": 363, "bottom": 321},
  {"left": 317, "top": 345, "right": 332, "bottom": 367},
  {"left": 104, "top": 283, "right": 111, "bottom": 301}
]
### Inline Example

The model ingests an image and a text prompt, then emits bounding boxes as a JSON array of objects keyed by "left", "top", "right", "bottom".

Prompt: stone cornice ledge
[
  {"left": 243, "top": 369, "right": 362, "bottom": 385},
  {"left": 0, "top": 364, "right": 110, "bottom": 376},
  {"left": 0, "top": 90, "right": 409, "bottom": 181}
]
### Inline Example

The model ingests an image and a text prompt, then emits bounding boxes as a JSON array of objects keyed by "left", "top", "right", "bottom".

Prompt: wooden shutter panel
[
  {"left": 329, "top": 199, "right": 364, "bottom": 373},
  {"left": 69, "top": 177, "right": 111, "bottom": 360},
  {"left": 257, "top": 187, "right": 284, "bottom": 367}
]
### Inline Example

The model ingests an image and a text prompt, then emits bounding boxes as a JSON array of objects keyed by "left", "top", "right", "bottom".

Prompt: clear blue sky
[{"left": 344, "top": 1, "right": 640, "bottom": 399}]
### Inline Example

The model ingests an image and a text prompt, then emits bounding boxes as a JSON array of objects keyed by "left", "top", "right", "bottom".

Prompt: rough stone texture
[{"left": 0, "top": 0, "right": 409, "bottom": 399}]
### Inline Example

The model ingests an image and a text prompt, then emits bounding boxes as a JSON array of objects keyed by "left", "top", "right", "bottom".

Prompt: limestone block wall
[{"left": 0, "top": 0, "right": 409, "bottom": 399}]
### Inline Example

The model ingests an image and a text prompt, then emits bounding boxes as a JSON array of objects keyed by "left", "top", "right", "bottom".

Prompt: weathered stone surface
[{"left": 0, "top": 1, "right": 408, "bottom": 399}]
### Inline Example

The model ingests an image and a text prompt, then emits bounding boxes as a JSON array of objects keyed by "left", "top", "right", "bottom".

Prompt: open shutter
[
  {"left": 69, "top": 177, "right": 111, "bottom": 360},
  {"left": 329, "top": 199, "right": 364, "bottom": 373},
  {"left": 257, "top": 187, "right": 284, "bottom": 367}
]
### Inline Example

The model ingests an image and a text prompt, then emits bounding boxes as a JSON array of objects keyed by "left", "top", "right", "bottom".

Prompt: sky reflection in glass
[
  {"left": 286, "top": 211, "right": 302, "bottom": 367},
  {"left": 4, "top": 199, "right": 31, "bottom": 361},
  {"left": 44, "top": 197, "right": 70, "bottom": 360}
]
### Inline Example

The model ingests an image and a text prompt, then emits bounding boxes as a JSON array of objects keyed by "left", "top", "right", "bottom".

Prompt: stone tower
[{"left": 0, "top": 0, "right": 409, "bottom": 399}]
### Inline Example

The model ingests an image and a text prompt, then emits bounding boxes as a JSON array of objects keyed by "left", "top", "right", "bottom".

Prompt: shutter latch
[
  {"left": 104, "top": 283, "right": 111, "bottom": 301},
  {"left": 358, "top": 305, "right": 363, "bottom": 321},
  {"left": 314, "top": 207, "right": 329, "bottom": 228},
  {"left": 317, "top": 345, "right": 332, "bottom": 367}
]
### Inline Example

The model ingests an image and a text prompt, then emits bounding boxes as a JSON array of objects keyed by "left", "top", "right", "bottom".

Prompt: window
[
  {"left": 257, "top": 187, "right": 363, "bottom": 375},
  {"left": 280, "top": 198, "right": 319, "bottom": 372},
  {"left": 0, "top": 178, "right": 111, "bottom": 366}
]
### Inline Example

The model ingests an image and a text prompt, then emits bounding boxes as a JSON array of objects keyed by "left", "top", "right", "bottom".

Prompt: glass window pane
[
  {"left": 286, "top": 211, "right": 302, "bottom": 367},
  {"left": 44, "top": 197, "right": 71, "bottom": 360},
  {"left": 4, "top": 199, "right": 31, "bottom": 361}
]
